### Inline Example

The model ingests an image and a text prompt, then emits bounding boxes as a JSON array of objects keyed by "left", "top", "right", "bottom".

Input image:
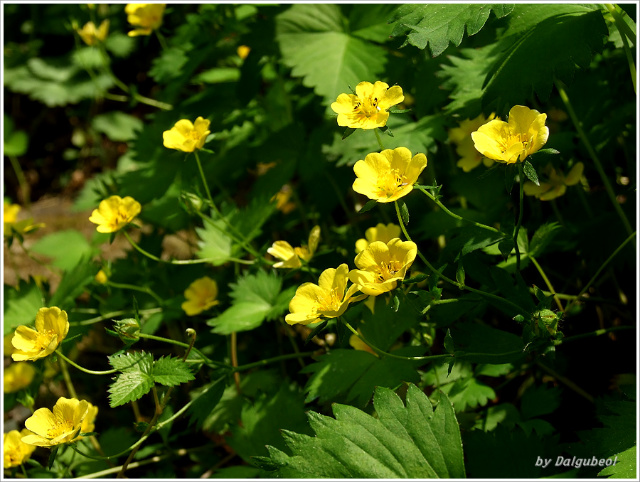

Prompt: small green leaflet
[
  {"left": 523, "top": 160, "right": 539, "bottom": 186},
  {"left": 151, "top": 356, "right": 195, "bottom": 387}
]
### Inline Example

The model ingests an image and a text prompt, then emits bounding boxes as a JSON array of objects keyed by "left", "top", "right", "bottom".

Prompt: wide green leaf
[
  {"left": 257, "top": 384, "right": 465, "bottom": 478},
  {"left": 389, "top": 4, "right": 514, "bottom": 55},
  {"left": 107, "top": 351, "right": 155, "bottom": 407},
  {"left": 3, "top": 279, "right": 44, "bottom": 335},
  {"left": 276, "top": 4, "right": 389, "bottom": 105},
  {"left": 30, "top": 230, "right": 96, "bottom": 271},
  {"left": 151, "top": 356, "right": 195, "bottom": 387}
]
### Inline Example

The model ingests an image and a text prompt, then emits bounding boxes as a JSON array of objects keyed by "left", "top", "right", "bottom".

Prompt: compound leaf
[{"left": 151, "top": 356, "right": 195, "bottom": 387}]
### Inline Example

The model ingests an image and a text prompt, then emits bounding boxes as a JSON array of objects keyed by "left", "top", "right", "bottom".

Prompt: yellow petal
[
  {"left": 354, "top": 240, "right": 389, "bottom": 270},
  {"left": 378, "top": 84, "right": 404, "bottom": 110},
  {"left": 564, "top": 162, "right": 584, "bottom": 186},
  {"left": 24, "top": 408, "right": 56, "bottom": 438},
  {"left": 307, "top": 225, "right": 321, "bottom": 255},
  {"left": 331, "top": 93, "right": 357, "bottom": 115}
]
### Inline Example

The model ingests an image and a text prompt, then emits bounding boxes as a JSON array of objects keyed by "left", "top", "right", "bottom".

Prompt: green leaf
[
  {"left": 92, "top": 112, "right": 143, "bottom": 142},
  {"left": 229, "top": 384, "right": 311, "bottom": 462},
  {"left": 104, "top": 32, "right": 135, "bottom": 58},
  {"left": 450, "top": 322, "right": 525, "bottom": 363},
  {"left": 3, "top": 279, "right": 44, "bottom": 335},
  {"left": 107, "top": 351, "right": 154, "bottom": 407},
  {"left": 302, "top": 348, "right": 421, "bottom": 408},
  {"left": 358, "top": 199, "right": 377, "bottom": 214},
  {"left": 528, "top": 222, "right": 562, "bottom": 258},
  {"left": 192, "top": 67, "right": 241, "bottom": 84},
  {"left": 276, "top": 4, "right": 388, "bottom": 105},
  {"left": 209, "top": 271, "right": 285, "bottom": 334},
  {"left": 49, "top": 260, "right": 96, "bottom": 308},
  {"left": 195, "top": 218, "right": 233, "bottom": 265},
  {"left": 151, "top": 356, "right": 195, "bottom": 387},
  {"left": 341, "top": 127, "right": 356, "bottom": 140},
  {"left": 481, "top": 4, "right": 608, "bottom": 109},
  {"left": 150, "top": 47, "right": 189, "bottom": 83},
  {"left": 598, "top": 445, "right": 636, "bottom": 479},
  {"left": 188, "top": 377, "right": 227, "bottom": 430},
  {"left": 30, "top": 230, "right": 96, "bottom": 271},
  {"left": 361, "top": 292, "right": 422, "bottom": 351},
  {"left": 399, "top": 201, "right": 410, "bottom": 225},
  {"left": 4, "top": 114, "right": 28, "bottom": 156},
  {"left": 260, "top": 384, "right": 465, "bottom": 478},
  {"left": 523, "top": 160, "right": 539, "bottom": 186},
  {"left": 390, "top": 4, "right": 514, "bottom": 55}
]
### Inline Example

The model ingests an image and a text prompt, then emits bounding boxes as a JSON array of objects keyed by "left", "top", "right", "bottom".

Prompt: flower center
[
  {"left": 376, "top": 169, "right": 408, "bottom": 198},
  {"left": 353, "top": 96, "right": 381, "bottom": 118},
  {"left": 375, "top": 261, "right": 402, "bottom": 282},
  {"left": 34, "top": 330, "right": 56, "bottom": 352},
  {"left": 46, "top": 418, "right": 75, "bottom": 440},
  {"left": 501, "top": 132, "right": 534, "bottom": 160},
  {"left": 316, "top": 288, "right": 343, "bottom": 313}
]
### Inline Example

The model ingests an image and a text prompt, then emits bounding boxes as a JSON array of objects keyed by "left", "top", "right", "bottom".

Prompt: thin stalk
[
  {"left": 342, "top": 320, "right": 451, "bottom": 362},
  {"left": 74, "top": 449, "right": 187, "bottom": 479},
  {"left": 565, "top": 231, "right": 636, "bottom": 313},
  {"left": 554, "top": 325, "right": 634, "bottom": 345},
  {"left": 394, "top": 201, "right": 529, "bottom": 316},
  {"left": 59, "top": 358, "right": 78, "bottom": 398},
  {"left": 604, "top": 5, "right": 637, "bottom": 92},
  {"left": 374, "top": 129, "right": 385, "bottom": 150},
  {"left": 137, "top": 332, "right": 230, "bottom": 369},
  {"left": 123, "top": 230, "right": 253, "bottom": 265},
  {"left": 106, "top": 281, "right": 164, "bottom": 306},
  {"left": 536, "top": 360, "right": 594, "bottom": 403},
  {"left": 8, "top": 155, "right": 30, "bottom": 206},
  {"left": 557, "top": 82, "right": 633, "bottom": 235},
  {"left": 230, "top": 332, "right": 241, "bottom": 392},
  {"left": 55, "top": 350, "right": 118, "bottom": 375},
  {"left": 232, "top": 351, "right": 317, "bottom": 373},
  {"left": 529, "top": 255, "right": 564, "bottom": 311},
  {"left": 414, "top": 185, "right": 504, "bottom": 235},
  {"left": 71, "top": 308, "right": 163, "bottom": 326},
  {"left": 514, "top": 162, "right": 525, "bottom": 274}
]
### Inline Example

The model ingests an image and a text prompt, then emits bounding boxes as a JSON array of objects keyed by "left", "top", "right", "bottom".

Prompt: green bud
[{"left": 114, "top": 318, "right": 140, "bottom": 345}]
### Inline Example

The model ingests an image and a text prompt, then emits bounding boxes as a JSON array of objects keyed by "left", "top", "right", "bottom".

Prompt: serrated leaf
[
  {"left": 92, "top": 112, "right": 143, "bottom": 142},
  {"left": 108, "top": 370, "right": 154, "bottom": 407},
  {"left": 390, "top": 4, "right": 514, "bottom": 56},
  {"left": 302, "top": 348, "right": 421, "bottom": 408},
  {"left": 598, "top": 445, "right": 636, "bottom": 478},
  {"left": 444, "top": 329, "right": 455, "bottom": 354},
  {"left": 528, "top": 222, "right": 562, "bottom": 258},
  {"left": 361, "top": 292, "right": 422, "bottom": 351},
  {"left": 150, "top": 47, "right": 189, "bottom": 83},
  {"left": 276, "top": 4, "right": 388, "bottom": 105},
  {"left": 151, "top": 356, "right": 195, "bottom": 387},
  {"left": 108, "top": 351, "right": 153, "bottom": 371},
  {"left": 262, "top": 384, "right": 465, "bottom": 478},
  {"left": 523, "top": 160, "right": 539, "bottom": 186},
  {"left": 195, "top": 218, "right": 233, "bottom": 265}
]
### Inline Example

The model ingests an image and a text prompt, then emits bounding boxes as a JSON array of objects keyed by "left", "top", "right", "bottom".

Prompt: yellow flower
[
  {"left": 162, "top": 117, "right": 211, "bottom": 153},
  {"left": 3, "top": 201, "right": 44, "bottom": 238},
  {"left": 4, "top": 362, "right": 36, "bottom": 393},
  {"left": 125, "top": 3, "right": 165, "bottom": 37},
  {"left": 285, "top": 264, "right": 363, "bottom": 325},
  {"left": 331, "top": 81, "right": 404, "bottom": 130},
  {"left": 471, "top": 105, "right": 549, "bottom": 164},
  {"left": 22, "top": 397, "right": 90, "bottom": 447},
  {"left": 4, "top": 430, "right": 36, "bottom": 468},
  {"left": 271, "top": 185, "right": 296, "bottom": 214},
  {"left": 78, "top": 403, "right": 98, "bottom": 438},
  {"left": 353, "top": 147, "right": 427, "bottom": 203},
  {"left": 268, "top": 225, "right": 320, "bottom": 269},
  {"left": 237, "top": 45, "right": 251, "bottom": 59},
  {"left": 77, "top": 19, "right": 109, "bottom": 46},
  {"left": 355, "top": 223, "right": 401, "bottom": 253},
  {"left": 524, "top": 162, "right": 584, "bottom": 201},
  {"left": 182, "top": 276, "right": 219, "bottom": 316},
  {"left": 12, "top": 307, "right": 69, "bottom": 362},
  {"left": 94, "top": 269, "right": 108, "bottom": 284},
  {"left": 89, "top": 195, "right": 141, "bottom": 233},
  {"left": 348, "top": 238, "right": 417, "bottom": 296},
  {"left": 449, "top": 113, "right": 496, "bottom": 172},
  {"left": 4, "top": 334, "right": 16, "bottom": 357}
]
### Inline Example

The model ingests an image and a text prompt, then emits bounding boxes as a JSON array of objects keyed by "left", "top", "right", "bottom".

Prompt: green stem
[
  {"left": 106, "top": 281, "right": 164, "bottom": 306},
  {"left": 557, "top": 82, "right": 633, "bottom": 235},
  {"left": 394, "top": 201, "right": 529, "bottom": 316},
  {"left": 529, "top": 255, "right": 564, "bottom": 311},
  {"left": 565, "top": 231, "right": 636, "bottom": 313},
  {"left": 342, "top": 320, "right": 451, "bottom": 362},
  {"left": 59, "top": 357, "right": 78, "bottom": 398},
  {"left": 374, "top": 129, "right": 385, "bottom": 150},
  {"left": 555, "top": 325, "right": 634, "bottom": 345},
  {"left": 604, "top": 4, "right": 636, "bottom": 46},
  {"left": 414, "top": 185, "right": 505, "bottom": 236},
  {"left": 73, "top": 448, "right": 186, "bottom": 479},
  {"left": 122, "top": 230, "right": 253, "bottom": 265},
  {"left": 232, "top": 351, "right": 318, "bottom": 373},
  {"left": 193, "top": 151, "right": 263, "bottom": 260},
  {"left": 536, "top": 360, "right": 594, "bottom": 403},
  {"left": 137, "top": 332, "right": 230, "bottom": 369},
  {"left": 71, "top": 308, "right": 163, "bottom": 327},
  {"left": 8, "top": 155, "right": 30, "bottom": 206},
  {"left": 514, "top": 162, "right": 525, "bottom": 274},
  {"left": 55, "top": 350, "right": 118, "bottom": 375}
]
